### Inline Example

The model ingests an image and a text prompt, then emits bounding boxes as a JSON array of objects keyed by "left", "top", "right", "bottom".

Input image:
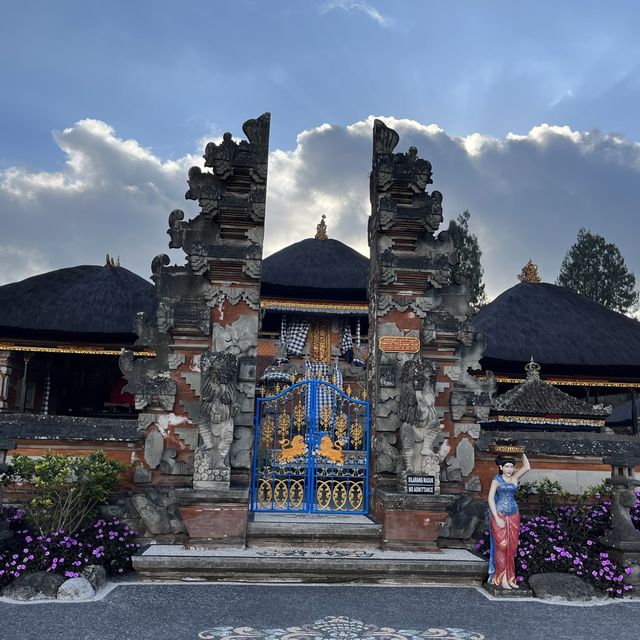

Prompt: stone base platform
[
  {"left": 132, "top": 544, "right": 487, "bottom": 584},
  {"left": 247, "top": 513, "right": 382, "bottom": 548},
  {"left": 483, "top": 583, "right": 534, "bottom": 598}
]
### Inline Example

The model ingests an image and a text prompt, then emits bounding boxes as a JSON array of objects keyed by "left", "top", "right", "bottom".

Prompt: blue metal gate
[{"left": 250, "top": 379, "right": 370, "bottom": 513}]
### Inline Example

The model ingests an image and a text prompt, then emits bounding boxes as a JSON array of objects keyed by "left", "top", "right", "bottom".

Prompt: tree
[
  {"left": 556, "top": 228, "right": 639, "bottom": 314},
  {"left": 448, "top": 209, "right": 486, "bottom": 307}
]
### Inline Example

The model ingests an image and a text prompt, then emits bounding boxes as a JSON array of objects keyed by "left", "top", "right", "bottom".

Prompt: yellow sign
[{"left": 378, "top": 336, "right": 420, "bottom": 353}]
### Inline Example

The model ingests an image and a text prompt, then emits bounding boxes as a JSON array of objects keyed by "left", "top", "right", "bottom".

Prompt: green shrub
[{"left": 2, "top": 451, "right": 126, "bottom": 535}]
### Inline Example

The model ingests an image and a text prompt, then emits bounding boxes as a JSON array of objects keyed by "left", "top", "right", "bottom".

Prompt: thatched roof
[
  {"left": 0, "top": 264, "right": 156, "bottom": 336},
  {"left": 261, "top": 238, "right": 368, "bottom": 301},
  {"left": 473, "top": 282, "right": 640, "bottom": 371}
]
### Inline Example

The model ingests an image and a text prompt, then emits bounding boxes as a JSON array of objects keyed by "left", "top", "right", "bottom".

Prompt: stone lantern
[
  {"left": 600, "top": 455, "right": 640, "bottom": 588},
  {"left": 0, "top": 435, "right": 15, "bottom": 546}
]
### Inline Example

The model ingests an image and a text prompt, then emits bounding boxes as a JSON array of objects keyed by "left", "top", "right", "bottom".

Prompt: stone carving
[
  {"left": 119, "top": 350, "right": 176, "bottom": 411},
  {"left": 397, "top": 359, "right": 447, "bottom": 492},
  {"left": 159, "top": 448, "right": 193, "bottom": 475},
  {"left": 374, "top": 433, "right": 401, "bottom": 474},
  {"left": 143, "top": 429, "right": 164, "bottom": 469},
  {"left": 602, "top": 484, "right": 640, "bottom": 547},
  {"left": 193, "top": 351, "right": 239, "bottom": 488},
  {"left": 128, "top": 488, "right": 186, "bottom": 536}
]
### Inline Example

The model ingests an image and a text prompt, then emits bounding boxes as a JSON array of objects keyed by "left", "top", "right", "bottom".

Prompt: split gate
[{"left": 250, "top": 379, "right": 370, "bottom": 514}]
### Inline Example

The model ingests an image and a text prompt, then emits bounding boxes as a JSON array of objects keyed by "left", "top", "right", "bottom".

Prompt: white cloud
[
  {"left": 2, "top": 116, "right": 640, "bottom": 306},
  {"left": 319, "top": 1, "right": 392, "bottom": 27},
  {"left": 265, "top": 116, "right": 640, "bottom": 300}
]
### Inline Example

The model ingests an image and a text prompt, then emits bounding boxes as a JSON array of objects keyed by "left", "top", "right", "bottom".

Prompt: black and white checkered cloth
[
  {"left": 304, "top": 361, "right": 343, "bottom": 414},
  {"left": 285, "top": 318, "right": 310, "bottom": 356},
  {"left": 340, "top": 321, "right": 353, "bottom": 355}
]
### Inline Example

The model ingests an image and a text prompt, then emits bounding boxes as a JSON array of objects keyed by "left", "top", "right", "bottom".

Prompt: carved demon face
[
  {"left": 401, "top": 359, "right": 438, "bottom": 391},
  {"left": 201, "top": 351, "right": 237, "bottom": 385}
]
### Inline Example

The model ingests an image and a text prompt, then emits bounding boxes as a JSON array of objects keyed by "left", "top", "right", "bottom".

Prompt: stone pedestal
[
  {"left": 177, "top": 488, "right": 249, "bottom": 547},
  {"left": 373, "top": 489, "right": 455, "bottom": 551}
]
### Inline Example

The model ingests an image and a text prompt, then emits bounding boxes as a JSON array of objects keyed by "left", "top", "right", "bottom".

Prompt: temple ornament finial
[
  {"left": 315, "top": 214, "right": 328, "bottom": 240},
  {"left": 518, "top": 259, "right": 541, "bottom": 283},
  {"left": 525, "top": 356, "right": 541, "bottom": 381}
]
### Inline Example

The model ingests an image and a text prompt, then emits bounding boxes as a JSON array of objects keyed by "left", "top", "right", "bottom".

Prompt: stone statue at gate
[
  {"left": 398, "top": 358, "right": 446, "bottom": 492},
  {"left": 193, "top": 351, "right": 239, "bottom": 488}
]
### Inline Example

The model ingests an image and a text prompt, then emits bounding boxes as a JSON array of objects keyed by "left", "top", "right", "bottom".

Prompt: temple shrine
[{"left": 1, "top": 114, "right": 639, "bottom": 564}]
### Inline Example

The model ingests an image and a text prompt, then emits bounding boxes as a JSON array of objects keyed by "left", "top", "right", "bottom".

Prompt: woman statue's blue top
[{"left": 493, "top": 475, "right": 518, "bottom": 515}]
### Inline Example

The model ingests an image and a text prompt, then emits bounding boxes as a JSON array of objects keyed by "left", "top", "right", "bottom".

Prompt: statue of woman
[{"left": 487, "top": 453, "right": 530, "bottom": 589}]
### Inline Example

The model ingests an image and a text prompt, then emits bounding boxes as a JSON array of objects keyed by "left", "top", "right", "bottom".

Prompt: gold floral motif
[
  {"left": 293, "top": 403, "right": 306, "bottom": 432},
  {"left": 277, "top": 413, "right": 290, "bottom": 441},
  {"left": 348, "top": 483, "right": 364, "bottom": 510},
  {"left": 289, "top": 480, "right": 305, "bottom": 509},
  {"left": 261, "top": 416, "right": 275, "bottom": 445},
  {"left": 257, "top": 479, "right": 273, "bottom": 507},
  {"left": 350, "top": 422, "right": 364, "bottom": 449},
  {"left": 316, "top": 481, "right": 331, "bottom": 510},
  {"left": 334, "top": 413, "right": 348, "bottom": 440},
  {"left": 320, "top": 405, "right": 333, "bottom": 429},
  {"left": 273, "top": 480, "right": 289, "bottom": 509},
  {"left": 332, "top": 483, "right": 347, "bottom": 510}
]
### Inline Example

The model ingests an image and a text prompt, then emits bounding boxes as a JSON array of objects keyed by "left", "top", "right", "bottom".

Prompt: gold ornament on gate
[
  {"left": 320, "top": 405, "right": 332, "bottom": 429},
  {"left": 277, "top": 413, "right": 290, "bottom": 441},
  {"left": 316, "top": 436, "right": 344, "bottom": 465},
  {"left": 261, "top": 416, "right": 275, "bottom": 445},
  {"left": 279, "top": 435, "right": 308, "bottom": 463},
  {"left": 332, "top": 482, "right": 347, "bottom": 510},
  {"left": 348, "top": 483, "right": 364, "bottom": 510},
  {"left": 293, "top": 403, "right": 306, "bottom": 432},
  {"left": 335, "top": 413, "right": 348, "bottom": 440},
  {"left": 350, "top": 422, "right": 364, "bottom": 449},
  {"left": 316, "top": 481, "right": 331, "bottom": 510}
]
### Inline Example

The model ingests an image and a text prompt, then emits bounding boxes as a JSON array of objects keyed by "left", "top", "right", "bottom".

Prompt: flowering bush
[
  {"left": 2, "top": 451, "right": 125, "bottom": 535},
  {"left": 0, "top": 506, "right": 139, "bottom": 587},
  {"left": 475, "top": 492, "right": 640, "bottom": 597}
]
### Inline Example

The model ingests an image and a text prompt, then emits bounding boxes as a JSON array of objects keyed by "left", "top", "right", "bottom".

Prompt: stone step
[
  {"left": 133, "top": 545, "right": 488, "bottom": 584},
  {"left": 247, "top": 513, "right": 382, "bottom": 547}
]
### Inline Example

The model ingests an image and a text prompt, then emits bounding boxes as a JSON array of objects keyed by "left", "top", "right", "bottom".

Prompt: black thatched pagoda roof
[
  {"left": 0, "top": 264, "right": 156, "bottom": 339},
  {"left": 261, "top": 238, "right": 368, "bottom": 301},
  {"left": 492, "top": 363, "right": 610, "bottom": 418},
  {"left": 473, "top": 282, "right": 640, "bottom": 375}
]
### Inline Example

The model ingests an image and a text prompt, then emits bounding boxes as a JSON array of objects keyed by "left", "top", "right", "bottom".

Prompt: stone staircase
[
  {"left": 246, "top": 513, "right": 382, "bottom": 548},
  {"left": 132, "top": 513, "right": 487, "bottom": 584}
]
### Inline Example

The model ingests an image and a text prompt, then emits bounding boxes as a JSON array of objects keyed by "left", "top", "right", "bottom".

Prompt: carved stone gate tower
[
  {"left": 367, "top": 120, "right": 492, "bottom": 549},
  {"left": 121, "top": 114, "right": 270, "bottom": 544}
]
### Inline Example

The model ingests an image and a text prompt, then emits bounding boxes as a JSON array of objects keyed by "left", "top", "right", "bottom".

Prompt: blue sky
[{"left": 1, "top": 0, "right": 640, "bottom": 303}]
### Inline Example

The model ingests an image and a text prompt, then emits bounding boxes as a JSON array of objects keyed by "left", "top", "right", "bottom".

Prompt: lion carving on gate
[
  {"left": 279, "top": 435, "right": 307, "bottom": 463},
  {"left": 317, "top": 436, "right": 344, "bottom": 465}
]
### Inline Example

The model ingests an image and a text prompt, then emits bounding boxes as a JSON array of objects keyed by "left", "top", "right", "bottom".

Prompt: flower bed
[
  {"left": 475, "top": 494, "right": 640, "bottom": 597},
  {"left": 0, "top": 506, "right": 140, "bottom": 587}
]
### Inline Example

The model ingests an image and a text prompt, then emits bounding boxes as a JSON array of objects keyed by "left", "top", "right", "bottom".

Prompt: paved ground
[{"left": 2, "top": 582, "right": 639, "bottom": 640}]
